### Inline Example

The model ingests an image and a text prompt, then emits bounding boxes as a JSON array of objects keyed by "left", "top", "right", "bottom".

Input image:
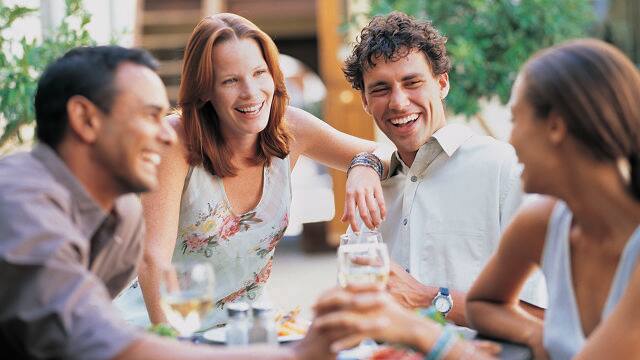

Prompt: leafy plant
[
  {"left": 360, "top": 0, "right": 594, "bottom": 132},
  {"left": 0, "top": 0, "right": 94, "bottom": 149}
]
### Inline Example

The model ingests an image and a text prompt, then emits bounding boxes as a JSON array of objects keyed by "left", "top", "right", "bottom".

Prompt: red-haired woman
[{"left": 114, "top": 13, "right": 389, "bottom": 331}]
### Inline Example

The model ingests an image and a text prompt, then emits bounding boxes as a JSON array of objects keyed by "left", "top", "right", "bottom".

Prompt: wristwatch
[{"left": 432, "top": 287, "right": 453, "bottom": 316}]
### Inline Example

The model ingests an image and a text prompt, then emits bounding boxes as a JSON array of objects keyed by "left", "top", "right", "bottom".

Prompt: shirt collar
[
  {"left": 432, "top": 123, "right": 474, "bottom": 157},
  {"left": 32, "top": 143, "right": 112, "bottom": 240},
  {"left": 386, "top": 124, "right": 473, "bottom": 178}
]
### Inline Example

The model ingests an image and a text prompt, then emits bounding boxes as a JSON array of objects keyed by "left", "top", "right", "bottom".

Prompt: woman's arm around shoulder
[
  {"left": 138, "top": 114, "right": 191, "bottom": 324},
  {"left": 466, "top": 196, "right": 556, "bottom": 356},
  {"left": 286, "top": 106, "right": 378, "bottom": 170}
]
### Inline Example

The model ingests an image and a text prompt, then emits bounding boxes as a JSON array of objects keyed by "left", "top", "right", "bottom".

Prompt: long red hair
[{"left": 178, "top": 13, "right": 291, "bottom": 177}]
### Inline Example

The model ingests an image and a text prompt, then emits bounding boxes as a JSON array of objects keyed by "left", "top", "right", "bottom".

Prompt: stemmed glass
[{"left": 160, "top": 261, "right": 215, "bottom": 338}]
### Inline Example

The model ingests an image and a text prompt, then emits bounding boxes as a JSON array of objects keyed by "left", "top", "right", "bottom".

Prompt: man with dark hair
[
  {"left": 0, "top": 45, "right": 330, "bottom": 360},
  {"left": 343, "top": 12, "right": 547, "bottom": 325}
]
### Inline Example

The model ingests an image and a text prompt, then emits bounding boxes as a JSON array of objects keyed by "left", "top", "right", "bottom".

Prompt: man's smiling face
[{"left": 361, "top": 49, "right": 449, "bottom": 166}]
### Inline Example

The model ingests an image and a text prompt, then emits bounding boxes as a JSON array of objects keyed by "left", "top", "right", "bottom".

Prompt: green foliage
[
  {"left": 0, "top": 0, "right": 95, "bottom": 147},
  {"left": 365, "top": 0, "right": 594, "bottom": 117}
]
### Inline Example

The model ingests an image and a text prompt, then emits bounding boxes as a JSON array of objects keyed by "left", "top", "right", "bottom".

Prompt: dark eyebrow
[
  {"left": 401, "top": 73, "right": 424, "bottom": 81},
  {"left": 366, "top": 80, "right": 389, "bottom": 89},
  {"left": 366, "top": 73, "right": 425, "bottom": 90}
]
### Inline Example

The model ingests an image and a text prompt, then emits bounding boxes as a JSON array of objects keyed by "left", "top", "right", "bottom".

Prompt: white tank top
[{"left": 541, "top": 201, "right": 640, "bottom": 360}]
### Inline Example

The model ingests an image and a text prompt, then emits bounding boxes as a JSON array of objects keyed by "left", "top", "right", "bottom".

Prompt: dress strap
[
  {"left": 603, "top": 225, "right": 640, "bottom": 315},
  {"left": 181, "top": 166, "right": 195, "bottom": 195}
]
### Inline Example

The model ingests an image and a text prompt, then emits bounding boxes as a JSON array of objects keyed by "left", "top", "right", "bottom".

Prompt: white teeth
[
  {"left": 144, "top": 153, "right": 161, "bottom": 166},
  {"left": 389, "top": 114, "right": 419, "bottom": 125},
  {"left": 236, "top": 102, "right": 263, "bottom": 114}
]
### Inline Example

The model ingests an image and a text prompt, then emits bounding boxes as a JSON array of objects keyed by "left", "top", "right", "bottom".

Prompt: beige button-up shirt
[
  {"left": 0, "top": 144, "right": 144, "bottom": 359},
  {"left": 380, "top": 124, "right": 547, "bottom": 307}
]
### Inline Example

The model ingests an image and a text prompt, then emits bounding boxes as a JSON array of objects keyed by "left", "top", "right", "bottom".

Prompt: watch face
[{"left": 434, "top": 297, "right": 451, "bottom": 313}]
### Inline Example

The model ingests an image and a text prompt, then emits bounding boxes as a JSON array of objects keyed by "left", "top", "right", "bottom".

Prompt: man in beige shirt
[
  {"left": 0, "top": 46, "right": 330, "bottom": 360},
  {"left": 342, "top": 12, "right": 546, "bottom": 326}
]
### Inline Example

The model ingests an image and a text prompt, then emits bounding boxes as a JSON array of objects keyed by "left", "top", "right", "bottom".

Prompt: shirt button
[
  {"left": 403, "top": 218, "right": 408, "bottom": 226},
  {"left": 410, "top": 175, "right": 418, "bottom": 182}
]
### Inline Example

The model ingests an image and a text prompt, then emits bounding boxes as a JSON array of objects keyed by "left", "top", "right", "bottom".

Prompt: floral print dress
[{"left": 114, "top": 156, "right": 290, "bottom": 330}]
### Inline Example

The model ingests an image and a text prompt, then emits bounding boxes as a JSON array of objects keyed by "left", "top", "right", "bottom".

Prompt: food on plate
[{"left": 274, "top": 306, "right": 308, "bottom": 337}]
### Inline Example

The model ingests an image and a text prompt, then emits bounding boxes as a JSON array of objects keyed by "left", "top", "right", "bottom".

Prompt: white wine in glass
[
  {"left": 337, "top": 242, "right": 390, "bottom": 288},
  {"left": 160, "top": 261, "right": 215, "bottom": 338}
]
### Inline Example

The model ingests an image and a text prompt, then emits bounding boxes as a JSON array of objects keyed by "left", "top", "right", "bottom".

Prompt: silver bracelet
[{"left": 348, "top": 152, "right": 384, "bottom": 180}]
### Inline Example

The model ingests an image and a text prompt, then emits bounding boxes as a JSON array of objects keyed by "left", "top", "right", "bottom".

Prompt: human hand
[
  {"left": 341, "top": 166, "right": 386, "bottom": 232},
  {"left": 290, "top": 319, "right": 339, "bottom": 360},
  {"left": 293, "top": 286, "right": 384, "bottom": 360},
  {"left": 387, "top": 262, "right": 434, "bottom": 309},
  {"left": 470, "top": 340, "right": 502, "bottom": 357},
  {"left": 313, "top": 285, "right": 439, "bottom": 352}
]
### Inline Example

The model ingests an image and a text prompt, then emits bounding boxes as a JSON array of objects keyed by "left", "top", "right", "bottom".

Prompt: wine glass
[
  {"left": 340, "top": 229, "right": 382, "bottom": 247},
  {"left": 337, "top": 241, "right": 390, "bottom": 288},
  {"left": 356, "top": 229, "right": 383, "bottom": 244},
  {"left": 160, "top": 261, "right": 215, "bottom": 338}
]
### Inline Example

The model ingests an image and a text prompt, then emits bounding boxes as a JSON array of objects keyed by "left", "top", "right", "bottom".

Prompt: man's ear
[
  {"left": 66, "top": 95, "right": 102, "bottom": 144},
  {"left": 360, "top": 90, "right": 371, "bottom": 115},
  {"left": 439, "top": 73, "right": 450, "bottom": 99},
  {"left": 547, "top": 111, "right": 567, "bottom": 145}
]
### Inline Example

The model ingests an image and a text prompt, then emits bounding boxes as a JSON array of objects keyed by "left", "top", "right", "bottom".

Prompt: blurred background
[{"left": 2, "top": 0, "right": 639, "bottom": 316}]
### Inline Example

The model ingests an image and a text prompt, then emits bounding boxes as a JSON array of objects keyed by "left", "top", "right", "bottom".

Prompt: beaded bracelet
[
  {"left": 416, "top": 306, "right": 446, "bottom": 326},
  {"left": 425, "top": 327, "right": 458, "bottom": 360},
  {"left": 348, "top": 152, "right": 384, "bottom": 180}
]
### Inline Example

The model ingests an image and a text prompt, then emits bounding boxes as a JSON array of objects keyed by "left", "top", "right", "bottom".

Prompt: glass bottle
[
  {"left": 225, "top": 302, "right": 249, "bottom": 346},
  {"left": 248, "top": 304, "right": 278, "bottom": 345}
]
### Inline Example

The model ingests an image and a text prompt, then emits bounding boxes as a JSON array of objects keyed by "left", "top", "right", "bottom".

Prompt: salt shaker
[
  {"left": 225, "top": 302, "right": 250, "bottom": 346},
  {"left": 248, "top": 304, "right": 278, "bottom": 345}
]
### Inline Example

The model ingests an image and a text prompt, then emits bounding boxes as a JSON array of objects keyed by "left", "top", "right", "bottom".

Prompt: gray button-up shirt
[{"left": 0, "top": 144, "right": 144, "bottom": 359}]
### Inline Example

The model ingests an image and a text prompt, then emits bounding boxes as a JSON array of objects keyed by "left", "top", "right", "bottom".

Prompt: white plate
[{"left": 203, "top": 326, "right": 304, "bottom": 344}]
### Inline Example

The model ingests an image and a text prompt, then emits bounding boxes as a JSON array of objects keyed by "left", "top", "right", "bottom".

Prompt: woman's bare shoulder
[
  {"left": 284, "top": 106, "right": 312, "bottom": 154},
  {"left": 517, "top": 195, "right": 557, "bottom": 225},
  {"left": 284, "top": 106, "right": 314, "bottom": 131},
  {"left": 165, "top": 112, "right": 185, "bottom": 141},
  {"left": 501, "top": 195, "right": 558, "bottom": 259},
  {"left": 162, "top": 112, "right": 189, "bottom": 166}
]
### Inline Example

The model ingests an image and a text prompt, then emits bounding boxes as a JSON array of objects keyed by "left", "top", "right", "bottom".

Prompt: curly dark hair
[{"left": 343, "top": 11, "right": 451, "bottom": 91}]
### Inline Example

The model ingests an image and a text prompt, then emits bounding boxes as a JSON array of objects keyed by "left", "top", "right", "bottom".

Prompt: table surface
[{"left": 197, "top": 323, "right": 532, "bottom": 359}]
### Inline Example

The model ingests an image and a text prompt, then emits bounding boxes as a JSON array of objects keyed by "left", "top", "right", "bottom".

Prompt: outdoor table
[{"left": 197, "top": 324, "right": 532, "bottom": 359}]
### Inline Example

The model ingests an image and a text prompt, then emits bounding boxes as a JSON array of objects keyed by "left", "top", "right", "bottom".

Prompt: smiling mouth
[
  {"left": 389, "top": 113, "right": 419, "bottom": 127},
  {"left": 142, "top": 151, "right": 161, "bottom": 167},
  {"left": 235, "top": 101, "right": 264, "bottom": 115}
]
